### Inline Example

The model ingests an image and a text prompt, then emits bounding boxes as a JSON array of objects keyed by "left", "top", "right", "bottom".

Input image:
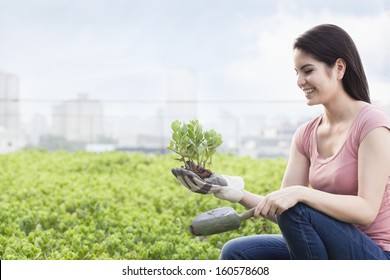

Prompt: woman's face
[{"left": 293, "top": 49, "right": 340, "bottom": 106}]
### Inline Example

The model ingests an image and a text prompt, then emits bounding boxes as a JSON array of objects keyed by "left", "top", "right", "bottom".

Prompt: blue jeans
[{"left": 220, "top": 203, "right": 390, "bottom": 260}]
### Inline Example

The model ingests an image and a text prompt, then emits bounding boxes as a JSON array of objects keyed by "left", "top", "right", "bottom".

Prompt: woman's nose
[{"left": 297, "top": 74, "right": 306, "bottom": 88}]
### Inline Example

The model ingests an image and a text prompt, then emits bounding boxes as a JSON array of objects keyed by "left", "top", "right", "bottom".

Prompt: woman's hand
[
  {"left": 254, "top": 186, "right": 306, "bottom": 219},
  {"left": 171, "top": 168, "right": 245, "bottom": 203}
]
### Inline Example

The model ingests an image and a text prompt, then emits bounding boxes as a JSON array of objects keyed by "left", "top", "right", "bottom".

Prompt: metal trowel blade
[{"left": 189, "top": 207, "right": 241, "bottom": 236}]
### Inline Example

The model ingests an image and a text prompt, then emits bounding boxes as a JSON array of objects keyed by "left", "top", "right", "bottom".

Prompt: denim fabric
[
  {"left": 220, "top": 234, "right": 290, "bottom": 260},
  {"left": 220, "top": 203, "right": 390, "bottom": 260}
]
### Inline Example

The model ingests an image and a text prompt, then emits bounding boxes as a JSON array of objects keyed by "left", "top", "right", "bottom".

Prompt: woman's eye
[{"left": 304, "top": 69, "right": 313, "bottom": 74}]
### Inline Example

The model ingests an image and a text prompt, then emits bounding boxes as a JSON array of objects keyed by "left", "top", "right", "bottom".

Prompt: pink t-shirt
[{"left": 295, "top": 104, "right": 390, "bottom": 251}]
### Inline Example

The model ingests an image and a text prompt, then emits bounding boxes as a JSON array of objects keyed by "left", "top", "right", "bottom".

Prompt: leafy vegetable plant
[
  {"left": 0, "top": 150, "right": 284, "bottom": 260},
  {"left": 167, "top": 120, "right": 223, "bottom": 178}
]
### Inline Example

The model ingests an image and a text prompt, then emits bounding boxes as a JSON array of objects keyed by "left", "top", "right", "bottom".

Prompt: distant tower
[
  {"left": 51, "top": 94, "right": 104, "bottom": 143},
  {"left": 159, "top": 68, "right": 198, "bottom": 145},
  {"left": 164, "top": 68, "right": 198, "bottom": 121},
  {"left": 30, "top": 114, "right": 48, "bottom": 146},
  {"left": 0, "top": 71, "right": 20, "bottom": 152}
]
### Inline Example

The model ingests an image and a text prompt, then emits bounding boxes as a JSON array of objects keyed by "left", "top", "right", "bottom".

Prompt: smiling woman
[
  {"left": 294, "top": 24, "right": 370, "bottom": 104},
  {"left": 172, "top": 23, "right": 390, "bottom": 260},
  {"left": 294, "top": 51, "right": 348, "bottom": 106}
]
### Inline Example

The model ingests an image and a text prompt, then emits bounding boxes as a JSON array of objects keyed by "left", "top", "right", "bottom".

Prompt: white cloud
[
  {"left": 1, "top": 1, "right": 389, "bottom": 121},
  {"left": 218, "top": 10, "right": 390, "bottom": 104}
]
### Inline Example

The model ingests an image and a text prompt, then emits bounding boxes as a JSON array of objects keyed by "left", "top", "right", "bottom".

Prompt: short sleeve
[
  {"left": 294, "top": 117, "right": 320, "bottom": 159},
  {"left": 294, "top": 123, "right": 308, "bottom": 157},
  {"left": 356, "top": 106, "right": 390, "bottom": 144}
]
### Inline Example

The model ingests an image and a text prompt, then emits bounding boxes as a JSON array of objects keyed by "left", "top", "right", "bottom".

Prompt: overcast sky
[{"left": 0, "top": 0, "right": 389, "bottom": 120}]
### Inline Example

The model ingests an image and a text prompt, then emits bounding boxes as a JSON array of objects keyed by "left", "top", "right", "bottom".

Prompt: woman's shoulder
[
  {"left": 294, "top": 115, "right": 322, "bottom": 157},
  {"left": 296, "top": 114, "right": 322, "bottom": 136},
  {"left": 357, "top": 104, "right": 390, "bottom": 126},
  {"left": 354, "top": 103, "right": 390, "bottom": 143}
]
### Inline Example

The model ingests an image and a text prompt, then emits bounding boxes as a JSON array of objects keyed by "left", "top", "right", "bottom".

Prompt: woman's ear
[{"left": 335, "top": 58, "right": 346, "bottom": 80}]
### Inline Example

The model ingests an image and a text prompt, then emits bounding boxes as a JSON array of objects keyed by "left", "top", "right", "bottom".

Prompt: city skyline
[
  {"left": 0, "top": 0, "right": 389, "bottom": 122},
  {"left": 0, "top": 71, "right": 311, "bottom": 157},
  {"left": 0, "top": 0, "right": 389, "bottom": 155}
]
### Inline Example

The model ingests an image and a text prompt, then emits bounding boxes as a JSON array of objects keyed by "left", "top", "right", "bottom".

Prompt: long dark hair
[{"left": 294, "top": 24, "right": 370, "bottom": 103}]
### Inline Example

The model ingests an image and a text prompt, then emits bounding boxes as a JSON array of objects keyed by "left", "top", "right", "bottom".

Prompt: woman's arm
[
  {"left": 243, "top": 132, "right": 310, "bottom": 221},
  {"left": 241, "top": 130, "right": 310, "bottom": 210},
  {"left": 252, "top": 132, "right": 310, "bottom": 218},
  {"left": 239, "top": 190, "right": 264, "bottom": 209},
  {"left": 300, "top": 126, "right": 390, "bottom": 225},
  {"left": 255, "top": 127, "right": 390, "bottom": 226}
]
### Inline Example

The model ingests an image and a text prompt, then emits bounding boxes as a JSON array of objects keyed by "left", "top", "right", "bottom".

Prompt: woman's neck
[{"left": 322, "top": 95, "right": 367, "bottom": 125}]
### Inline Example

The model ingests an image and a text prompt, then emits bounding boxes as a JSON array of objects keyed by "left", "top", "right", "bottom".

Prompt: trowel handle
[{"left": 240, "top": 207, "right": 256, "bottom": 220}]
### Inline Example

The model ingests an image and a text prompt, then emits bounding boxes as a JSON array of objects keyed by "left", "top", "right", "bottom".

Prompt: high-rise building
[
  {"left": 0, "top": 71, "right": 20, "bottom": 153},
  {"left": 163, "top": 68, "right": 198, "bottom": 120},
  {"left": 29, "top": 114, "right": 49, "bottom": 146},
  {"left": 160, "top": 68, "right": 198, "bottom": 143},
  {"left": 51, "top": 93, "right": 104, "bottom": 143}
]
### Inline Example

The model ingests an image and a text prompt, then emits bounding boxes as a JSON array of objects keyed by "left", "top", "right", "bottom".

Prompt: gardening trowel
[{"left": 189, "top": 207, "right": 256, "bottom": 236}]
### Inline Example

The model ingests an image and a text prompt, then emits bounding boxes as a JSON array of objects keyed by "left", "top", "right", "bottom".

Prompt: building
[
  {"left": 0, "top": 71, "right": 20, "bottom": 153},
  {"left": 28, "top": 114, "right": 49, "bottom": 146},
  {"left": 240, "top": 118, "right": 300, "bottom": 158},
  {"left": 51, "top": 94, "right": 104, "bottom": 143},
  {"left": 164, "top": 68, "right": 198, "bottom": 120},
  {"left": 159, "top": 68, "right": 199, "bottom": 148}
]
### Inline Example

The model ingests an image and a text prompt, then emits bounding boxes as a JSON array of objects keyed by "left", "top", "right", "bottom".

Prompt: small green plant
[{"left": 167, "top": 120, "right": 223, "bottom": 178}]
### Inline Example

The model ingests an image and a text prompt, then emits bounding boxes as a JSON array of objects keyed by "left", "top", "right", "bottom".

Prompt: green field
[{"left": 0, "top": 151, "right": 285, "bottom": 259}]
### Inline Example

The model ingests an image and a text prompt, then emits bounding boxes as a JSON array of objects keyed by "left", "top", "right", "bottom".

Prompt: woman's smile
[{"left": 303, "top": 87, "right": 316, "bottom": 98}]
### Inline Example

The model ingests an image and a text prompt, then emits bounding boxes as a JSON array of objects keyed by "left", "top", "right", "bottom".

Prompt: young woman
[{"left": 172, "top": 24, "right": 390, "bottom": 260}]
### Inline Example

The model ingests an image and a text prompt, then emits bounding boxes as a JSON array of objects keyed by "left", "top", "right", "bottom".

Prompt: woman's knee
[
  {"left": 276, "top": 203, "right": 308, "bottom": 228},
  {"left": 220, "top": 235, "right": 290, "bottom": 260},
  {"left": 220, "top": 238, "right": 243, "bottom": 260}
]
